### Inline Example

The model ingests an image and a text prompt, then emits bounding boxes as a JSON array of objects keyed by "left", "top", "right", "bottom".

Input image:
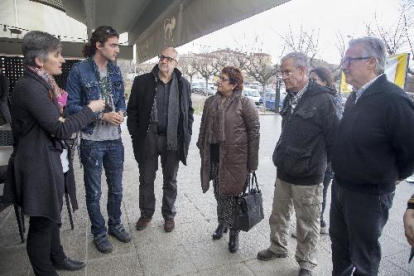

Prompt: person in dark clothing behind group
[
  {"left": 3, "top": 31, "right": 105, "bottom": 275},
  {"left": 197, "top": 66, "right": 260, "bottom": 253},
  {"left": 127, "top": 47, "right": 194, "bottom": 233},
  {"left": 330, "top": 36, "right": 414, "bottom": 276},
  {"left": 308, "top": 67, "right": 343, "bottom": 234}
]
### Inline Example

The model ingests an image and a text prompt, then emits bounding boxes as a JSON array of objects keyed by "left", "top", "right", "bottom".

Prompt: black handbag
[{"left": 232, "top": 172, "right": 264, "bottom": 232}]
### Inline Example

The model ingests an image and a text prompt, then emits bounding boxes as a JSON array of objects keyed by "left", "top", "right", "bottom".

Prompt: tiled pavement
[{"left": 0, "top": 112, "right": 413, "bottom": 276}]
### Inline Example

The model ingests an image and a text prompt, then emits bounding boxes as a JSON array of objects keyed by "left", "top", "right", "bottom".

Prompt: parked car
[
  {"left": 191, "top": 81, "right": 215, "bottom": 95},
  {"left": 243, "top": 88, "right": 261, "bottom": 106},
  {"left": 191, "top": 82, "right": 204, "bottom": 94},
  {"left": 207, "top": 85, "right": 217, "bottom": 95},
  {"left": 260, "top": 90, "right": 287, "bottom": 111}
]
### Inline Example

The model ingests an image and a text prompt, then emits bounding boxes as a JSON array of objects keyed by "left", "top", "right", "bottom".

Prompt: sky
[{"left": 177, "top": 0, "right": 408, "bottom": 65}]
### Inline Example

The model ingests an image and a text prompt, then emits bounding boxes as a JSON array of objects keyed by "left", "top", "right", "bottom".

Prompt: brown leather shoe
[
  {"left": 164, "top": 218, "right": 175, "bottom": 232},
  {"left": 135, "top": 217, "right": 151, "bottom": 230}
]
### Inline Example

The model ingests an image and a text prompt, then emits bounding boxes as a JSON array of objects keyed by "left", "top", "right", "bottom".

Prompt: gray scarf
[{"left": 167, "top": 73, "right": 180, "bottom": 150}]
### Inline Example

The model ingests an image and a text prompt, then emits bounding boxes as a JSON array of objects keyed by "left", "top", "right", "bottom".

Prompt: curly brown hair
[
  {"left": 221, "top": 66, "right": 244, "bottom": 91},
  {"left": 82, "top": 26, "right": 119, "bottom": 58}
]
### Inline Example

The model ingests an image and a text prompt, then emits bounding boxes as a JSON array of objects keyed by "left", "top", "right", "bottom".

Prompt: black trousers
[
  {"left": 27, "top": 216, "right": 66, "bottom": 276},
  {"left": 329, "top": 180, "right": 394, "bottom": 276},
  {"left": 138, "top": 124, "right": 180, "bottom": 219},
  {"left": 321, "top": 162, "right": 333, "bottom": 223}
]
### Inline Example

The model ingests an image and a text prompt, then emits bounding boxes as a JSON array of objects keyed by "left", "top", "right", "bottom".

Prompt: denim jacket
[{"left": 66, "top": 58, "right": 126, "bottom": 134}]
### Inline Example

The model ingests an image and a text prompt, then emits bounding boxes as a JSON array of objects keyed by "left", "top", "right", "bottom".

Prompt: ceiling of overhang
[
  {"left": 61, "top": 0, "right": 291, "bottom": 63},
  {"left": 1, "top": 0, "right": 291, "bottom": 62},
  {"left": 61, "top": 0, "right": 181, "bottom": 40}
]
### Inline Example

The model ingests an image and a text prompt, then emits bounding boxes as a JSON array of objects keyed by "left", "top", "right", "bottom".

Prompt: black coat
[
  {"left": 273, "top": 81, "right": 339, "bottom": 185},
  {"left": 3, "top": 69, "right": 96, "bottom": 223},
  {"left": 332, "top": 74, "right": 414, "bottom": 195},
  {"left": 127, "top": 66, "right": 194, "bottom": 165}
]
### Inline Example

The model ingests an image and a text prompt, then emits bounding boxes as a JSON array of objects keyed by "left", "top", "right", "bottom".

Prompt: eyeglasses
[
  {"left": 158, "top": 54, "right": 176, "bottom": 63},
  {"left": 279, "top": 68, "right": 297, "bottom": 77},
  {"left": 340, "top": 56, "right": 371, "bottom": 68}
]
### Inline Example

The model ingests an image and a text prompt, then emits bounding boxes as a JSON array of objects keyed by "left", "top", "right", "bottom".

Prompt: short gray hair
[
  {"left": 22, "top": 31, "right": 62, "bottom": 66},
  {"left": 281, "top": 52, "right": 309, "bottom": 69},
  {"left": 349, "top": 37, "right": 386, "bottom": 74}
]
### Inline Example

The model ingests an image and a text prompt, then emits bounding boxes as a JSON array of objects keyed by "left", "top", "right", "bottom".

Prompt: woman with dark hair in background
[
  {"left": 197, "top": 66, "right": 260, "bottom": 253},
  {"left": 3, "top": 30, "right": 104, "bottom": 275},
  {"left": 309, "top": 67, "right": 343, "bottom": 234}
]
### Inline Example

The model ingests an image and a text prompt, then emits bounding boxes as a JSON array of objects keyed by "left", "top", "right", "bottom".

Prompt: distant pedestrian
[
  {"left": 197, "top": 66, "right": 260, "bottom": 253},
  {"left": 331, "top": 36, "right": 414, "bottom": 275}
]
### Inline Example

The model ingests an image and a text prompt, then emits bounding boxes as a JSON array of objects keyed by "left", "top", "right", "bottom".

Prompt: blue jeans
[
  {"left": 80, "top": 139, "right": 124, "bottom": 236},
  {"left": 330, "top": 180, "right": 394, "bottom": 276}
]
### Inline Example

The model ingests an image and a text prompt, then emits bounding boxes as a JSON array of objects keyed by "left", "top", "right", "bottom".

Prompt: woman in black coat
[{"left": 3, "top": 31, "right": 104, "bottom": 276}]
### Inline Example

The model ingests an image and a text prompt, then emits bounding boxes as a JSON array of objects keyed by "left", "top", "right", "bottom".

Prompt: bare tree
[
  {"left": 245, "top": 53, "right": 277, "bottom": 112},
  {"left": 208, "top": 48, "right": 250, "bottom": 72},
  {"left": 232, "top": 51, "right": 249, "bottom": 71},
  {"left": 179, "top": 56, "right": 198, "bottom": 84},
  {"left": 275, "top": 25, "right": 320, "bottom": 66},
  {"left": 335, "top": 32, "right": 347, "bottom": 61},
  {"left": 332, "top": 31, "right": 350, "bottom": 74},
  {"left": 365, "top": 0, "right": 414, "bottom": 73},
  {"left": 192, "top": 53, "right": 219, "bottom": 96},
  {"left": 210, "top": 48, "right": 234, "bottom": 72}
]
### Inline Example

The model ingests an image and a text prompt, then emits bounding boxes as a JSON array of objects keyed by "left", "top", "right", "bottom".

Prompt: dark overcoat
[
  {"left": 127, "top": 66, "right": 194, "bottom": 165},
  {"left": 3, "top": 69, "right": 96, "bottom": 223}
]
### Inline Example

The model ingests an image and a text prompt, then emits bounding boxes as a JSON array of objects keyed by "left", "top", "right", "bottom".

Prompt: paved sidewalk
[{"left": 0, "top": 114, "right": 413, "bottom": 276}]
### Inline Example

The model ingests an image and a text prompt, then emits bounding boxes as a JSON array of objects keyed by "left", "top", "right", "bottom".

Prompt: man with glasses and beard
[
  {"left": 330, "top": 36, "right": 414, "bottom": 276},
  {"left": 127, "top": 47, "right": 194, "bottom": 233},
  {"left": 66, "top": 26, "right": 130, "bottom": 254},
  {"left": 257, "top": 52, "right": 339, "bottom": 276}
]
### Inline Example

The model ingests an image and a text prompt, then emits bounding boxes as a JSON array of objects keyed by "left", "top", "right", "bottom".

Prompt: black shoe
[
  {"left": 109, "top": 224, "right": 131, "bottom": 243},
  {"left": 228, "top": 229, "right": 239, "bottom": 253},
  {"left": 53, "top": 258, "right": 86, "bottom": 271},
  {"left": 212, "top": 224, "right": 228, "bottom": 240},
  {"left": 94, "top": 233, "right": 113, "bottom": 254}
]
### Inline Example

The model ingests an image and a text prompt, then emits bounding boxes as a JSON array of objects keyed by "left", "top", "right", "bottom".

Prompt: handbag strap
[
  {"left": 242, "top": 173, "right": 251, "bottom": 194},
  {"left": 243, "top": 172, "right": 260, "bottom": 194},
  {"left": 251, "top": 172, "right": 260, "bottom": 190}
]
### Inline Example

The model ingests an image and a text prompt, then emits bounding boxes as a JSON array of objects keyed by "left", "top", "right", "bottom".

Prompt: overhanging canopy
[
  {"left": 1, "top": 0, "right": 290, "bottom": 62},
  {"left": 62, "top": 0, "right": 290, "bottom": 62}
]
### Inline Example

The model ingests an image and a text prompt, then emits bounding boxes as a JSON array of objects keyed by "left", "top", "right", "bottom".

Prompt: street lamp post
[{"left": 275, "top": 77, "right": 282, "bottom": 114}]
